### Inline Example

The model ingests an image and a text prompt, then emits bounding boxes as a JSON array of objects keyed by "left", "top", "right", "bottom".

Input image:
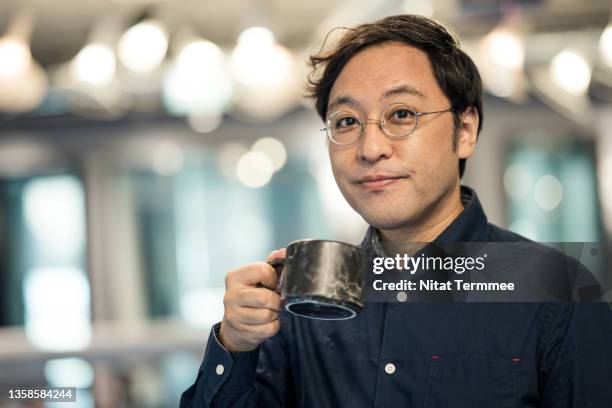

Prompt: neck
[{"left": 379, "top": 183, "right": 464, "bottom": 254}]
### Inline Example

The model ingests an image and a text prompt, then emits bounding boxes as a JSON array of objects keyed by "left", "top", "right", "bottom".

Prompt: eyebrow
[
  {"left": 327, "top": 84, "right": 426, "bottom": 113},
  {"left": 327, "top": 95, "right": 359, "bottom": 112},
  {"left": 382, "top": 84, "right": 426, "bottom": 99}
]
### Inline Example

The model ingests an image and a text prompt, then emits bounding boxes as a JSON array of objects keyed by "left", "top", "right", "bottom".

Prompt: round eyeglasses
[{"left": 321, "top": 103, "right": 454, "bottom": 146}]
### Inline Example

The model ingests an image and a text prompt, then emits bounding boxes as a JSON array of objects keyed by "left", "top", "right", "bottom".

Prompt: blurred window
[
  {"left": 0, "top": 173, "right": 89, "bottom": 353},
  {"left": 127, "top": 147, "right": 330, "bottom": 327},
  {"left": 504, "top": 137, "right": 601, "bottom": 242}
]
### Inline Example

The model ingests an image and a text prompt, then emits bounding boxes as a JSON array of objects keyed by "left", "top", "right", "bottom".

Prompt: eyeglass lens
[{"left": 326, "top": 104, "right": 417, "bottom": 145}]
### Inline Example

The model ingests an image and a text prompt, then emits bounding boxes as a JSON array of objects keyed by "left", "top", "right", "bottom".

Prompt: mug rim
[
  {"left": 285, "top": 238, "right": 360, "bottom": 250},
  {"left": 284, "top": 295, "right": 361, "bottom": 320}
]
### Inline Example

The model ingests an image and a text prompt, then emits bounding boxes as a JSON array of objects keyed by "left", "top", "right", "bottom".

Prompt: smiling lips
[{"left": 357, "top": 174, "right": 405, "bottom": 191}]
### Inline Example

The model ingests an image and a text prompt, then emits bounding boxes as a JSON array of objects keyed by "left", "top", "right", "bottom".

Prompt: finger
[
  {"left": 266, "top": 248, "right": 286, "bottom": 262},
  {"left": 227, "top": 262, "right": 278, "bottom": 288},
  {"left": 238, "top": 287, "right": 283, "bottom": 311},
  {"left": 265, "top": 249, "right": 286, "bottom": 290},
  {"left": 237, "top": 307, "right": 279, "bottom": 325},
  {"left": 230, "top": 319, "right": 281, "bottom": 342}
]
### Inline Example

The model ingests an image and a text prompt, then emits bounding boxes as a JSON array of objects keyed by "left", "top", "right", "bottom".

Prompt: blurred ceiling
[
  {"left": 0, "top": 0, "right": 344, "bottom": 65},
  {"left": 0, "top": 0, "right": 610, "bottom": 66}
]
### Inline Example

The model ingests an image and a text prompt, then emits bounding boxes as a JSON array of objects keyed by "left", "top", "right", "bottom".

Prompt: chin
[
  {"left": 356, "top": 207, "right": 415, "bottom": 231},
  {"left": 365, "top": 216, "right": 411, "bottom": 231},
  {"left": 345, "top": 190, "right": 412, "bottom": 223}
]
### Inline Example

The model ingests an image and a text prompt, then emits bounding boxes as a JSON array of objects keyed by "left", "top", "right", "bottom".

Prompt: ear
[{"left": 457, "top": 107, "right": 479, "bottom": 159}]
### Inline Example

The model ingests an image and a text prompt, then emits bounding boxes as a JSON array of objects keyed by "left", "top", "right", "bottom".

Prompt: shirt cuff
[{"left": 200, "top": 322, "right": 260, "bottom": 396}]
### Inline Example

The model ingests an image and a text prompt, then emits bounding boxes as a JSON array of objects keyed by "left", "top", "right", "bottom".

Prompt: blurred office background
[{"left": 0, "top": 0, "right": 611, "bottom": 406}]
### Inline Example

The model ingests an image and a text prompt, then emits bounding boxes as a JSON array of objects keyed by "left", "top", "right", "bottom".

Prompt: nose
[{"left": 357, "top": 119, "right": 393, "bottom": 163}]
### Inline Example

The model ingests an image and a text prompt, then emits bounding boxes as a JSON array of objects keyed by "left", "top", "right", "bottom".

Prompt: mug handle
[{"left": 256, "top": 258, "right": 285, "bottom": 293}]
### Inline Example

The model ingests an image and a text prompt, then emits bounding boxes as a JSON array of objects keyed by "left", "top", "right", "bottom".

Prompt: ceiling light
[
  {"left": 163, "top": 39, "right": 232, "bottom": 115},
  {"left": 71, "top": 43, "right": 116, "bottom": 85},
  {"left": 599, "top": 24, "right": 612, "bottom": 68},
  {"left": 230, "top": 27, "right": 298, "bottom": 119},
  {"left": 482, "top": 29, "right": 524, "bottom": 70},
  {"left": 237, "top": 26, "right": 275, "bottom": 47},
  {"left": 118, "top": 20, "right": 168, "bottom": 73},
  {"left": 550, "top": 49, "right": 591, "bottom": 96},
  {"left": 0, "top": 37, "right": 31, "bottom": 77}
]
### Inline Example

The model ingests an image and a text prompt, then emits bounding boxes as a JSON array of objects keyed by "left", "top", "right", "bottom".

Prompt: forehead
[{"left": 328, "top": 42, "right": 441, "bottom": 110}]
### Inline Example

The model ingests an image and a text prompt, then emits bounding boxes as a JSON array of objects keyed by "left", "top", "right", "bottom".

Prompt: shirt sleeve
[
  {"left": 180, "top": 318, "right": 295, "bottom": 408},
  {"left": 539, "top": 302, "right": 612, "bottom": 407}
]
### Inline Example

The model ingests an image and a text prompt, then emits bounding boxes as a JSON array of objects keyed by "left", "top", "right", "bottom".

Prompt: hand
[{"left": 218, "top": 248, "right": 286, "bottom": 352}]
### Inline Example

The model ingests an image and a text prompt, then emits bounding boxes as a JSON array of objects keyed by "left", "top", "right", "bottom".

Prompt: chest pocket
[{"left": 424, "top": 353, "right": 519, "bottom": 408}]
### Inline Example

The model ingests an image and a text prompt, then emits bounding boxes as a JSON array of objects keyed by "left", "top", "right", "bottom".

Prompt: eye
[
  {"left": 391, "top": 108, "right": 416, "bottom": 121},
  {"left": 334, "top": 115, "right": 358, "bottom": 129}
]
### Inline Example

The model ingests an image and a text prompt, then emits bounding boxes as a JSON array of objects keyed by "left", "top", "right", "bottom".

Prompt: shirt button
[
  {"left": 215, "top": 364, "right": 225, "bottom": 375},
  {"left": 384, "top": 363, "right": 396, "bottom": 375}
]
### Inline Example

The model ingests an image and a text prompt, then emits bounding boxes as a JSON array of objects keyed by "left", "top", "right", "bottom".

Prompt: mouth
[{"left": 357, "top": 174, "right": 405, "bottom": 191}]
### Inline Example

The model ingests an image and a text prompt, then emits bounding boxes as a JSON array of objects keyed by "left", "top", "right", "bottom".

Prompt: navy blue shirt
[{"left": 181, "top": 186, "right": 612, "bottom": 407}]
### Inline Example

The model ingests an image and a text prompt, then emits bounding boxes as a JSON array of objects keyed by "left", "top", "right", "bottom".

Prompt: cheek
[
  {"left": 329, "top": 147, "right": 351, "bottom": 178},
  {"left": 420, "top": 120, "right": 456, "bottom": 156},
  {"left": 401, "top": 130, "right": 458, "bottom": 182}
]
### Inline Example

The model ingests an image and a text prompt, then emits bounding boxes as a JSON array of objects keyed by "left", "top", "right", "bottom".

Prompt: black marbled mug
[{"left": 268, "top": 239, "right": 363, "bottom": 320}]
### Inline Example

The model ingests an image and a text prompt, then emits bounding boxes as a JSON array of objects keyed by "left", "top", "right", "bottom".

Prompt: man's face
[{"left": 327, "top": 42, "right": 472, "bottom": 231}]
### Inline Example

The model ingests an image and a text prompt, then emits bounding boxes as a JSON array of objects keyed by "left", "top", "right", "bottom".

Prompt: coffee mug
[{"left": 267, "top": 239, "right": 364, "bottom": 320}]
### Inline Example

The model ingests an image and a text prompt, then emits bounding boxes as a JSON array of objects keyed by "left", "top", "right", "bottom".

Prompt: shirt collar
[{"left": 364, "top": 185, "right": 488, "bottom": 257}]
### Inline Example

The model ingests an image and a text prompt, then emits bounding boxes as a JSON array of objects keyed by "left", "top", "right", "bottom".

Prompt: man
[{"left": 181, "top": 15, "right": 612, "bottom": 407}]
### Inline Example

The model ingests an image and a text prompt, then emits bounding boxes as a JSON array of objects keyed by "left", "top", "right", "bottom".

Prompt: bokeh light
[
  {"left": 251, "top": 137, "right": 287, "bottom": 171},
  {"left": 71, "top": 43, "right": 116, "bottom": 85},
  {"left": 164, "top": 39, "right": 232, "bottom": 116},
  {"left": 236, "top": 151, "right": 274, "bottom": 188},
  {"left": 550, "top": 49, "right": 592, "bottom": 96},
  {"left": 534, "top": 174, "right": 564, "bottom": 211},
  {"left": 599, "top": 24, "right": 612, "bottom": 67},
  {"left": 118, "top": 20, "right": 168, "bottom": 73},
  {"left": 0, "top": 37, "right": 31, "bottom": 77}
]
